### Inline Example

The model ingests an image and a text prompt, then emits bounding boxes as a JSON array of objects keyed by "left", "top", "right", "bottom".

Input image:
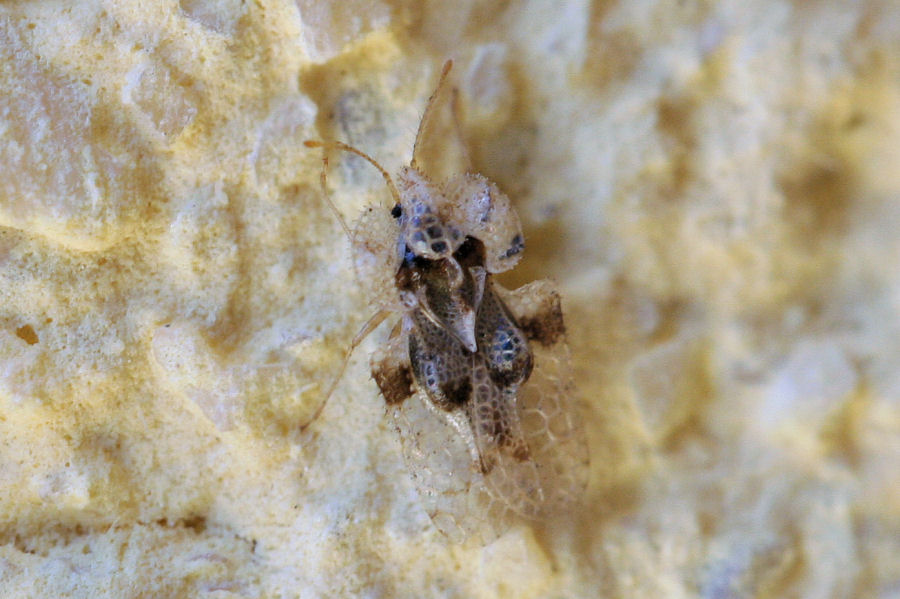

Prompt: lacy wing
[{"left": 494, "top": 279, "right": 590, "bottom": 513}]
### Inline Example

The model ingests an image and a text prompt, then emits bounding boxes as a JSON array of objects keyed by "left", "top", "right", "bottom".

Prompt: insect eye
[{"left": 391, "top": 204, "right": 402, "bottom": 219}]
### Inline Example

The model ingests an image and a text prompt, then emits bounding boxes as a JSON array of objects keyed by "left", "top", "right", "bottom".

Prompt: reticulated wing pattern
[
  {"left": 391, "top": 387, "right": 511, "bottom": 544},
  {"left": 392, "top": 278, "right": 588, "bottom": 542},
  {"left": 467, "top": 357, "right": 544, "bottom": 519},
  {"left": 495, "top": 279, "right": 590, "bottom": 511},
  {"left": 475, "top": 279, "right": 532, "bottom": 388},
  {"left": 407, "top": 309, "right": 473, "bottom": 410}
]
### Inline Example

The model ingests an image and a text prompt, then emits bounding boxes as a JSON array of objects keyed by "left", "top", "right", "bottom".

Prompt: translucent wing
[
  {"left": 391, "top": 387, "right": 511, "bottom": 543},
  {"left": 383, "top": 281, "right": 587, "bottom": 542},
  {"left": 389, "top": 311, "right": 512, "bottom": 543},
  {"left": 495, "top": 279, "right": 589, "bottom": 511},
  {"left": 467, "top": 357, "right": 544, "bottom": 519}
]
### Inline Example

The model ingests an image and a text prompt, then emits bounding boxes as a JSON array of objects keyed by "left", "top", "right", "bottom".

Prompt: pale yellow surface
[{"left": 1, "top": 1, "right": 899, "bottom": 598}]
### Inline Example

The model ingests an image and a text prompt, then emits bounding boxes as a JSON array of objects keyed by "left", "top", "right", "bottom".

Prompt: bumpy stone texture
[{"left": 1, "top": 1, "right": 898, "bottom": 597}]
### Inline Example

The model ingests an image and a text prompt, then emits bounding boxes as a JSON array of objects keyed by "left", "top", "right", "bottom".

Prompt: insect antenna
[
  {"left": 303, "top": 140, "right": 402, "bottom": 208},
  {"left": 410, "top": 60, "right": 454, "bottom": 170},
  {"left": 450, "top": 87, "right": 473, "bottom": 172}
]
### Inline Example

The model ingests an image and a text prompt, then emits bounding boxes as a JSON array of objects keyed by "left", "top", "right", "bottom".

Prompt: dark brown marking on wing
[
  {"left": 517, "top": 291, "right": 566, "bottom": 347},
  {"left": 408, "top": 319, "right": 472, "bottom": 413},
  {"left": 473, "top": 399, "right": 532, "bottom": 464},
  {"left": 439, "top": 376, "right": 472, "bottom": 408},
  {"left": 373, "top": 359, "right": 414, "bottom": 405},
  {"left": 509, "top": 440, "right": 531, "bottom": 462},
  {"left": 478, "top": 453, "right": 496, "bottom": 475},
  {"left": 485, "top": 351, "right": 533, "bottom": 387}
]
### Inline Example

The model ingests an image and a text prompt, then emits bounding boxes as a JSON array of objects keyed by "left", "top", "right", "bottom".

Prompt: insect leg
[
  {"left": 301, "top": 308, "right": 391, "bottom": 430},
  {"left": 315, "top": 153, "right": 352, "bottom": 240}
]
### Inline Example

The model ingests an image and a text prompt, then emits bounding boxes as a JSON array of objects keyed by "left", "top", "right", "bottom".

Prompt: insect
[{"left": 304, "top": 61, "right": 588, "bottom": 542}]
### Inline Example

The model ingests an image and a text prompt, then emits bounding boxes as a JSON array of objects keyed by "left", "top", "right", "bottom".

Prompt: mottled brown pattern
[
  {"left": 518, "top": 292, "right": 566, "bottom": 347},
  {"left": 407, "top": 312, "right": 473, "bottom": 411},
  {"left": 373, "top": 360, "right": 414, "bottom": 405},
  {"left": 478, "top": 280, "right": 534, "bottom": 387},
  {"left": 439, "top": 377, "right": 472, "bottom": 408},
  {"left": 509, "top": 440, "right": 531, "bottom": 463}
]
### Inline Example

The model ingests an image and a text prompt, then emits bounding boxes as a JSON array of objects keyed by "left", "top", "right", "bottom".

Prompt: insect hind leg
[
  {"left": 314, "top": 153, "right": 352, "bottom": 240},
  {"left": 300, "top": 308, "right": 391, "bottom": 430}
]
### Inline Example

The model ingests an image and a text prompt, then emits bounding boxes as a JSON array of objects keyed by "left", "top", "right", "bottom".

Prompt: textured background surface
[{"left": 1, "top": 1, "right": 898, "bottom": 597}]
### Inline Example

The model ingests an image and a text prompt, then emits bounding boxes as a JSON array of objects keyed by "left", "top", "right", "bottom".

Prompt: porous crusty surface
[{"left": 1, "top": 2, "right": 898, "bottom": 597}]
